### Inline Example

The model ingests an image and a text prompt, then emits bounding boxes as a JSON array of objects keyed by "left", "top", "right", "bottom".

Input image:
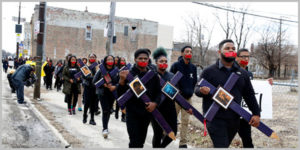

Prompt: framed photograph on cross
[
  {"left": 161, "top": 82, "right": 179, "bottom": 100},
  {"left": 129, "top": 77, "right": 147, "bottom": 98},
  {"left": 104, "top": 73, "right": 112, "bottom": 83},
  {"left": 80, "top": 66, "right": 91, "bottom": 77},
  {"left": 212, "top": 86, "right": 234, "bottom": 109}
]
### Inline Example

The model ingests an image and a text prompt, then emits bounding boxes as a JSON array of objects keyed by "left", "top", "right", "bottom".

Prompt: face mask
[
  {"left": 222, "top": 52, "right": 237, "bottom": 62},
  {"left": 158, "top": 64, "right": 168, "bottom": 69},
  {"left": 106, "top": 62, "right": 114, "bottom": 66},
  {"left": 184, "top": 54, "right": 192, "bottom": 59},
  {"left": 224, "top": 51, "right": 237, "bottom": 57},
  {"left": 89, "top": 59, "right": 95, "bottom": 63},
  {"left": 240, "top": 60, "right": 249, "bottom": 66},
  {"left": 71, "top": 61, "right": 76, "bottom": 65},
  {"left": 120, "top": 62, "right": 126, "bottom": 65},
  {"left": 137, "top": 62, "right": 148, "bottom": 67}
]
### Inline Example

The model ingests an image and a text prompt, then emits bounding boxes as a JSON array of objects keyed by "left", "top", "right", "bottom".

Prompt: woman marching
[
  {"left": 62, "top": 55, "right": 81, "bottom": 115},
  {"left": 114, "top": 56, "right": 127, "bottom": 122},
  {"left": 82, "top": 54, "right": 98, "bottom": 125},
  {"left": 93, "top": 55, "right": 118, "bottom": 138},
  {"left": 151, "top": 47, "right": 178, "bottom": 148}
]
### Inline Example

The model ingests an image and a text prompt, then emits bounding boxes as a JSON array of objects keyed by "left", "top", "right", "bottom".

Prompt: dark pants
[
  {"left": 99, "top": 94, "right": 114, "bottom": 130},
  {"left": 45, "top": 75, "right": 53, "bottom": 89},
  {"left": 65, "top": 89, "right": 78, "bottom": 110},
  {"left": 152, "top": 101, "right": 177, "bottom": 148},
  {"left": 126, "top": 111, "right": 152, "bottom": 148},
  {"left": 4, "top": 67, "right": 8, "bottom": 73},
  {"left": 207, "top": 118, "right": 240, "bottom": 148},
  {"left": 7, "top": 74, "right": 16, "bottom": 93},
  {"left": 83, "top": 86, "right": 97, "bottom": 120},
  {"left": 12, "top": 79, "right": 24, "bottom": 103},
  {"left": 115, "top": 103, "right": 125, "bottom": 119},
  {"left": 238, "top": 119, "right": 254, "bottom": 148},
  {"left": 54, "top": 76, "right": 63, "bottom": 90}
]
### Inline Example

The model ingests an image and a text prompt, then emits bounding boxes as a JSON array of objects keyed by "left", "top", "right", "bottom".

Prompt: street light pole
[
  {"left": 105, "top": 1, "right": 116, "bottom": 56},
  {"left": 34, "top": 2, "right": 47, "bottom": 100},
  {"left": 16, "top": 2, "right": 21, "bottom": 58}
]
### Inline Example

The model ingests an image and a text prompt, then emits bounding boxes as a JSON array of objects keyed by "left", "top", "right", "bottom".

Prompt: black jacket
[
  {"left": 194, "top": 59, "right": 261, "bottom": 119},
  {"left": 170, "top": 56, "right": 197, "bottom": 99},
  {"left": 92, "top": 66, "right": 119, "bottom": 97},
  {"left": 44, "top": 64, "right": 55, "bottom": 76},
  {"left": 117, "top": 65, "right": 161, "bottom": 115}
]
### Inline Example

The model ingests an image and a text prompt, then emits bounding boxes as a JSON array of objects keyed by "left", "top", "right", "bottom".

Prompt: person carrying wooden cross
[
  {"left": 117, "top": 48, "right": 161, "bottom": 148},
  {"left": 194, "top": 39, "right": 261, "bottom": 148}
]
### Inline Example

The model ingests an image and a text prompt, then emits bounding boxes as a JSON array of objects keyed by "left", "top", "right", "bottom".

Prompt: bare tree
[
  {"left": 214, "top": 10, "right": 235, "bottom": 39},
  {"left": 183, "top": 13, "right": 215, "bottom": 69},
  {"left": 214, "top": 5, "right": 253, "bottom": 50},
  {"left": 252, "top": 24, "right": 293, "bottom": 78}
]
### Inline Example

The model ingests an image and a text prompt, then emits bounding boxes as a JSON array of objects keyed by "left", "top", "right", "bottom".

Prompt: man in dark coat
[
  {"left": 44, "top": 60, "right": 55, "bottom": 90},
  {"left": 11, "top": 64, "right": 35, "bottom": 104}
]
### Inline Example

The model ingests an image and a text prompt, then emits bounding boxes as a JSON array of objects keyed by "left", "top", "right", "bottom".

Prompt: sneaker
[
  {"left": 95, "top": 110, "right": 101, "bottom": 116},
  {"left": 179, "top": 144, "right": 187, "bottom": 148},
  {"left": 89, "top": 119, "right": 96, "bottom": 125},
  {"left": 83, "top": 115, "right": 87, "bottom": 124},
  {"left": 102, "top": 129, "right": 109, "bottom": 139},
  {"left": 72, "top": 109, "right": 76, "bottom": 115},
  {"left": 18, "top": 101, "right": 27, "bottom": 104}
]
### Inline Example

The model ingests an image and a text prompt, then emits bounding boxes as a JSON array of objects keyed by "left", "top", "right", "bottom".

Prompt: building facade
[{"left": 30, "top": 5, "right": 173, "bottom": 63}]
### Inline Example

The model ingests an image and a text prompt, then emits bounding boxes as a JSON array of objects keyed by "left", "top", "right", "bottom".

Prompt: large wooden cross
[
  {"left": 117, "top": 70, "right": 176, "bottom": 140},
  {"left": 198, "top": 73, "right": 279, "bottom": 139},
  {"left": 159, "top": 71, "right": 204, "bottom": 123},
  {"left": 74, "top": 59, "right": 98, "bottom": 79},
  {"left": 94, "top": 63, "right": 132, "bottom": 100}
]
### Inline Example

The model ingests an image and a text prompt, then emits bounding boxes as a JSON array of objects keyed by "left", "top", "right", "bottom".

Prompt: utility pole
[
  {"left": 105, "top": 1, "right": 116, "bottom": 55},
  {"left": 16, "top": 2, "right": 21, "bottom": 58},
  {"left": 278, "top": 18, "right": 282, "bottom": 78},
  {"left": 34, "top": 2, "right": 47, "bottom": 100}
]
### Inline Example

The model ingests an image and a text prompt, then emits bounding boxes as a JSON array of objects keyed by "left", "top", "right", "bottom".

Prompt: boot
[
  {"left": 83, "top": 114, "right": 87, "bottom": 124},
  {"left": 68, "top": 109, "right": 72, "bottom": 115},
  {"left": 89, "top": 119, "right": 96, "bottom": 125}
]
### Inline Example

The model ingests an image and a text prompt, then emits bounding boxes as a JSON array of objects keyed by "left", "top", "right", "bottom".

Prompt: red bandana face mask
[
  {"left": 185, "top": 54, "right": 192, "bottom": 59},
  {"left": 120, "top": 62, "right": 126, "bottom": 65},
  {"left": 89, "top": 59, "right": 95, "bottom": 63},
  {"left": 224, "top": 51, "right": 237, "bottom": 58},
  {"left": 159, "top": 64, "right": 168, "bottom": 69},
  {"left": 240, "top": 60, "right": 249, "bottom": 66},
  {"left": 71, "top": 61, "right": 76, "bottom": 65},
  {"left": 137, "top": 62, "right": 148, "bottom": 67},
  {"left": 106, "top": 62, "right": 114, "bottom": 66}
]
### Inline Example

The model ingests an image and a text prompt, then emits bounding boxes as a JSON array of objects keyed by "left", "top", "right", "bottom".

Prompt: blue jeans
[{"left": 12, "top": 79, "right": 24, "bottom": 103}]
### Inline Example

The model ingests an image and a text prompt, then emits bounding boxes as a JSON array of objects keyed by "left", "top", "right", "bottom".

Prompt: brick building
[{"left": 29, "top": 5, "right": 173, "bottom": 63}]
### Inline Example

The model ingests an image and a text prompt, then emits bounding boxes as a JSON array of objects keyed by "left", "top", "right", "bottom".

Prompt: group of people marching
[{"left": 5, "top": 39, "right": 271, "bottom": 148}]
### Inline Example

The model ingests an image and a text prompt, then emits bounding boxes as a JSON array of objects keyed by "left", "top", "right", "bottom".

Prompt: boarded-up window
[
  {"left": 130, "top": 26, "right": 137, "bottom": 42},
  {"left": 124, "top": 26, "right": 128, "bottom": 36},
  {"left": 85, "top": 24, "right": 92, "bottom": 40}
]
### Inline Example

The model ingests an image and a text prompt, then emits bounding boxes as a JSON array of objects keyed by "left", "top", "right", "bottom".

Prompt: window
[
  {"left": 85, "top": 24, "right": 92, "bottom": 40},
  {"left": 124, "top": 26, "right": 128, "bottom": 36},
  {"left": 130, "top": 26, "right": 137, "bottom": 42}
]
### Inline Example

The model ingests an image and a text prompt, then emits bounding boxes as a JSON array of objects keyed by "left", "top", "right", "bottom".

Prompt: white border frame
[
  {"left": 129, "top": 77, "right": 147, "bottom": 98},
  {"left": 212, "top": 86, "right": 234, "bottom": 109},
  {"left": 161, "top": 81, "right": 179, "bottom": 100}
]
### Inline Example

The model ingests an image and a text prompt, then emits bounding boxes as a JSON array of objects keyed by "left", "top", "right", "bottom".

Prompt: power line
[{"left": 192, "top": 2, "right": 298, "bottom": 23}]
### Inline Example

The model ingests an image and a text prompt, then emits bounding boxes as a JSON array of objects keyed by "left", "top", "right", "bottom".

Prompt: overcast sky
[{"left": 2, "top": 2, "right": 298, "bottom": 54}]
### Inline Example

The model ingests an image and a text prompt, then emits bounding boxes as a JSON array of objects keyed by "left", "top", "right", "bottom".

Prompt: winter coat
[{"left": 62, "top": 65, "right": 81, "bottom": 95}]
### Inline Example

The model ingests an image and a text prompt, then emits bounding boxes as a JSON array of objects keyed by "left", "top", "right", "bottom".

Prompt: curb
[{"left": 24, "top": 95, "right": 72, "bottom": 148}]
